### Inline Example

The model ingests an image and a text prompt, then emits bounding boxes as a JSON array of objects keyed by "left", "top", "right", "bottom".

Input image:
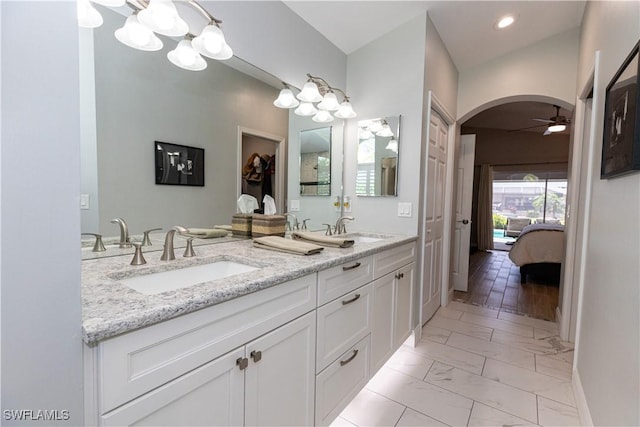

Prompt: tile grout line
[
  {"left": 466, "top": 400, "right": 476, "bottom": 427},
  {"left": 393, "top": 406, "right": 408, "bottom": 427},
  {"left": 365, "top": 386, "right": 452, "bottom": 427}
]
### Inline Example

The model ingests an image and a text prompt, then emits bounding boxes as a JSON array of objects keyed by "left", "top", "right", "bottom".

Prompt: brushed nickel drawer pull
[
  {"left": 236, "top": 357, "right": 248, "bottom": 370},
  {"left": 250, "top": 350, "right": 262, "bottom": 363},
  {"left": 340, "top": 349, "right": 359, "bottom": 366},
  {"left": 341, "top": 293, "right": 361, "bottom": 305},
  {"left": 342, "top": 262, "right": 361, "bottom": 271}
]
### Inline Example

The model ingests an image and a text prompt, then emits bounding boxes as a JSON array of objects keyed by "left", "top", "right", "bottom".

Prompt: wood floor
[{"left": 453, "top": 250, "right": 559, "bottom": 321}]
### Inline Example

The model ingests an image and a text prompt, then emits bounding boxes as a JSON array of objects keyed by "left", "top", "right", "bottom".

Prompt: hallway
[{"left": 334, "top": 302, "right": 578, "bottom": 426}]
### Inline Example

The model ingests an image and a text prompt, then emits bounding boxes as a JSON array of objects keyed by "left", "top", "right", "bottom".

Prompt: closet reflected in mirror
[
  {"left": 356, "top": 116, "right": 401, "bottom": 197},
  {"left": 299, "top": 127, "right": 332, "bottom": 196}
]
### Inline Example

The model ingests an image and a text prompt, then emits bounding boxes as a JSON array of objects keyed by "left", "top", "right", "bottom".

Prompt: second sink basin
[{"left": 120, "top": 261, "right": 258, "bottom": 295}]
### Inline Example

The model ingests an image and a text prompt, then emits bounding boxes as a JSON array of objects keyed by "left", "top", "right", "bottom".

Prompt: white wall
[
  {"left": 424, "top": 14, "right": 458, "bottom": 118},
  {"left": 458, "top": 28, "right": 580, "bottom": 121},
  {"left": 573, "top": 2, "right": 640, "bottom": 425},
  {"left": 344, "top": 13, "right": 428, "bottom": 235},
  {"left": 1, "top": 2, "right": 84, "bottom": 424}
]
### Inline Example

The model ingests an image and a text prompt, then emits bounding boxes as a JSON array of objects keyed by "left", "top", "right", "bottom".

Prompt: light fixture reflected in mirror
[
  {"left": 274, "top": 73, "right": 356, "bottom": 121},
  {"left": 77, "top": 0, "right": 233, "bottom": 71}
]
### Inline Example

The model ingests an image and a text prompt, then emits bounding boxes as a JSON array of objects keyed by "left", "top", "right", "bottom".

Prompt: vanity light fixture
[
  {"left": 376, "top": 121, "right": 394, "bottom": 137},
  {"left": 77, "top": 0, "right": 233, "bottom": 71},
  {"left": 385, "top": 139, "right": 398, "bottom": 153},
  {"left": 274, "top": 73, "right": 357, "bottom": 121}
]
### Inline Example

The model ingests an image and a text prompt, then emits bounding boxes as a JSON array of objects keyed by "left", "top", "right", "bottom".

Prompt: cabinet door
[
  {"left": 394, "top": 262, "right": 415, "bottom": 348},
  {"left": 244, "top": 312, "right": 316, "bottom": 427},
  {"left": 370, "top": 273, "right": 395, "bottom": 374},
  {"left": 101, "top": 348, "right": 245, "bottom": 427}
]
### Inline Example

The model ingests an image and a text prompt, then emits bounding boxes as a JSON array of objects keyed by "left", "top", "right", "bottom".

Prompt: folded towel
[
  {"left": 214, "top": 225, "right": 233, "bottom": 231},
  {"left": 292, "top": 231, "right": 355, "bottom": 248},
  {"left": 185, "top": 228, "right": 229, "bottom": 238},
  {"left": 253, "top": 236, "right": 324, "bottom": 256}
]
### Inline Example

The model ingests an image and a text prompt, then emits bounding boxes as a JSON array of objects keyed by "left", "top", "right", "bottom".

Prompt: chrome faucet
[
  {"left": 284, "top": 212, "right": 299, "bottom": 231},
  {"left": 110, "top": 218, "right": 131, "bottom": 248},
  {"left": 335, "top": 216, "right": 354, "bottom": 235},
  {"left": 160, "top": 226, "right": 188, "bottom": 261}
]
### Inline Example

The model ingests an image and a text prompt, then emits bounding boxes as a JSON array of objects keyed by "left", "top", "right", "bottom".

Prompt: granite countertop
[{"left": 82, "top": 232, "right": 417, "bottom": 345}]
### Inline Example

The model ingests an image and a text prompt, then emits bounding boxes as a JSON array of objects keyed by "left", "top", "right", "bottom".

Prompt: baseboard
[{"left": 572, "top": 369, "right": 594, "bottom": 426}]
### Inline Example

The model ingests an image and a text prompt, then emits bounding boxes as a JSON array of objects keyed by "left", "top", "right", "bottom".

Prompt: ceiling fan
[{"left": 510, "top": 105, "right": 570, "bottom": 135}]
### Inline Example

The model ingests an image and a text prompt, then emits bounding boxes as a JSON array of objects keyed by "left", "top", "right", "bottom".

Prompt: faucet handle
[
  {"left": 301, "top": 219, "right": 310, "bottom": 231},
  {"left": 183, "top": 238, "right": 196, "bottom": 258},
  {"left": 129, "top": 242, "right": 147, "bottom": 266},
  {"left": 82, "top": 233, "right": 106, "bottom": 252},
  {"left": 322, "top": 224, "right": 334, "bottom": 236},
  {"left": 142, "top": 228, "right": 162, "bottom": 246}
]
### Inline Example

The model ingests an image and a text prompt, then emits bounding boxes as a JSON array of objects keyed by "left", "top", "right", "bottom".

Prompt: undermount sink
[
  {"left": 342, "top": 232, "right": 389, "bottom": 244},
  {"left": 120, "top": 261, "right": 258, "bottom": 295}
]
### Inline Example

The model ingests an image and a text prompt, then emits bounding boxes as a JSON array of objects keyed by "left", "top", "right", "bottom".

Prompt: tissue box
[
  {"left": 251, "top": 214, "right": 286, "bottom": 237},
  {"left": 232, "top": 214, "right": 253, "bottom": 237}
]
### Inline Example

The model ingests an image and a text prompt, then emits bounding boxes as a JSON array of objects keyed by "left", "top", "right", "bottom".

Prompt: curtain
[{"left": 477, "top": 164, "right": 494, "bottom": 251}]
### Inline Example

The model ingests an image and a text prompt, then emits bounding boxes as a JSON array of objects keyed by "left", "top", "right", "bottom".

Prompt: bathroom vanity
[{"left": 82, "top": 234, "right": 417, "bottom": 426}]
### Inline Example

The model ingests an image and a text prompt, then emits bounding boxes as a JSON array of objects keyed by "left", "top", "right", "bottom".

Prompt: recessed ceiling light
[{"left": 495, "top": 14, "right": 516, "bottom": 30}]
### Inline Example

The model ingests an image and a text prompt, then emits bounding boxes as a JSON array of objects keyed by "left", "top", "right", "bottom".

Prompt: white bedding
[{"left": 508, "top": 224, "right": 565, "bottom": 266}]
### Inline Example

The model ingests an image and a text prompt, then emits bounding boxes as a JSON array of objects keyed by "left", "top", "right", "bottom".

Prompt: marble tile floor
[{"left": 332, "top": 302, "right": 579, "bottom": 427}]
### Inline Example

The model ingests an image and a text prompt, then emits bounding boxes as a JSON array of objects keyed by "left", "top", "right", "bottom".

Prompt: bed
[{"left": 508, "top": 223, "right": 565, "bottom": 284}]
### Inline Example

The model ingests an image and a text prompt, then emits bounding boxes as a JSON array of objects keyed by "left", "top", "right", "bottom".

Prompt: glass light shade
[
  {"left": 167, "top": 40, "right": 207, "bottom": 71},
  {"left": 296, "top": 81, "right": 323, "bottom": 103},
  {"left": 334, "top": 100, "right": 357, "bottom": 119},
  {"left": 92, "top": 0, "right": 125, "bottom": 6},
  {"left": 115, "top": 14, "right": 163, "bottom": 51},
  {"left": 547, "top": 123, "right": 566, "bottom": 133},
  {"left": 294, "top": 102, "right": 318, "bottom": 117},
  {"left": 192, "top": 24, "right": 233, "bottom": 60},
  {"left": 359, "top": 128, "right": 374, "bottom": 140},
  {"left": 312, "top": 110, "right": 334, "bottom": 123},
  {"left": 317, "top": 92, "right": 340, "bottom": 111},
  {"left": 376, "top": 124, "right": 394, "bottom": 137},
  {"left": 385, "top": 140, "right": 398, "bottom": 153},
  {"left": 368, "top": 121, "right": 383, "bottom": 133},
  {"left": 77, "top": 0, "right": 103, "bottom": 28},
  {"left": 138, "top": 0, "right": 188, "bottom": 37},
  {"left": 273, "top": 88, "right": 300, "bottom": 109}
]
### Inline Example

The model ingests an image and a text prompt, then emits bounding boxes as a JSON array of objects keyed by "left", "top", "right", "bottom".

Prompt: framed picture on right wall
[{"left": 601, "top": 40, "right": 640, "bottom": 179}]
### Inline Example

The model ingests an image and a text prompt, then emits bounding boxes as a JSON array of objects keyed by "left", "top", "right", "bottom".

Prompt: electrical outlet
[{"left": 289, "top": 199, "right": 300, "bottom": 212}]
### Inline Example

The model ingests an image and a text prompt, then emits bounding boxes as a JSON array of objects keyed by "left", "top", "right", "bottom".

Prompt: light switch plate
[
  {"left": 289, "top": 199, "right": 300, "bottom": 212},
  {"left": 80, "top": 194, "right": 90, "bottom": 210},
  {"left": 397, "top": 202, "right": 412, "bottom": 217}
]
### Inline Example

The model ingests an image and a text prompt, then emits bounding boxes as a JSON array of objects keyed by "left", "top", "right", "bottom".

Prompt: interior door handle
[{"left": 457, "top": 219, "right": 470, "bottom": 224}]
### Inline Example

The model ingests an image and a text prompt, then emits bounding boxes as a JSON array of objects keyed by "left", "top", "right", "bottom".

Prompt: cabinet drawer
[
  {"left": 317, "top": 255, "right": 373, "bottom": 306},
  {"left": 99, "top": 274, "right": 317, "bottom": 413},
  {"left": 316, "top": 283, "right": 372, "bottom": 373},
  {"left": 315, "top": 335, "right": 370, "bottom": 427},
  {"left": 373, "top": 242, "right": 416, "bottom": 278}
]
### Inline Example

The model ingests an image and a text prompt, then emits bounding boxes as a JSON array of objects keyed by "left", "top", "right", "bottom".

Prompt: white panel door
[
  {"left": 452, "top": 135, "right": 475, "bottom": 291},
  {"left": 244, "top": 312, "right": 316, "bottom": 427},
  {"left": 422, "top": 112, "right": 449, "bottom": 323}
]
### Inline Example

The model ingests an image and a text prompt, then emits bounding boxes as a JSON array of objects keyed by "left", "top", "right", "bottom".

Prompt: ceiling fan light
[
  {"left": 273, "top": 88, "right": 300, "bottom": 109},
  {"left": 296, "top": 81, "right": 323, "bottom": 103},
  {"left": 495, "top": 14, "right": 516, "bottom": 29},
  {"left": 294, "top": 102, "right": 318, "bottom": 116},
  {"left": 547, "top": 124, "right": 566, "bottom": 133},
  {"left": 115, "top": 14, "right": 163, "bottom": 51},
  {"left": 77, "top": 0, "right": 103, "bottom": 28},
  {"left": 138, "top": 0, "right": 188, "bottom": 37}
]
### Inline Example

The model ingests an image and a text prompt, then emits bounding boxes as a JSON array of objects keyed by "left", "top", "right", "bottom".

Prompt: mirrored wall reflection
[
  {"left": 356, "top": 116, "right": 401, "bottom": 197},
  {"left": 300, "top": 127, "right": 331, "bottom": 196}
]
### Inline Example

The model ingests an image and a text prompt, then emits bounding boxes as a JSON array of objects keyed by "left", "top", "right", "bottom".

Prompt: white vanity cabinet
[{"left": 86, "top": 274, "right": 317, "bottom": 426}]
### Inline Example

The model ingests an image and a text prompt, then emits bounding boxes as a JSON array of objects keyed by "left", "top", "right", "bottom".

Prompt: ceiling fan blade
[
  {"left": 508, "top": 123, "right": 548, "bottom": 132},
  {"left": 543, "top": 129, "right": 552, "bottom": 136},
  {"left": 532, "top": 118, "right": 554, "bottom": 123}
]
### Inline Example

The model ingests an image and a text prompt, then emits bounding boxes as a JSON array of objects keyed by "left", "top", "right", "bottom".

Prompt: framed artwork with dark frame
[
  {"left": 155, "top": 141, "right": 205, "bottom": 186},
  {"left": 601, "top": 41, "right": 640, "bottom": 179}
]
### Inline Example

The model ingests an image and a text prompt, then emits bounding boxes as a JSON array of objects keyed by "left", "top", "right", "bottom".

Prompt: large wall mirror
[
  {"left": 356, "top": 116, "right": 401, "bottom": 197},
  {"left": 80, "top": 6, "right": 344, "bottom": 257},
  {"left": 300, "top": 127, "right": 332, "bottom": 196}
]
